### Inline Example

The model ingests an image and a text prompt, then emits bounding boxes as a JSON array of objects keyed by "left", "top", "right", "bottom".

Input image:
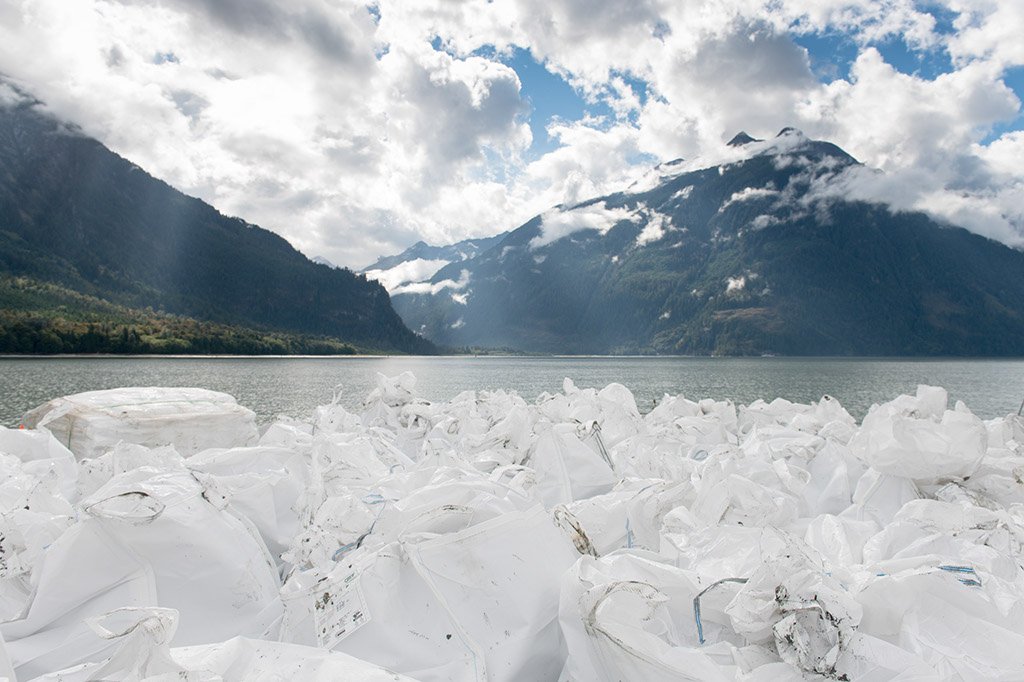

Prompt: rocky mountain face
[
  {"left": 0, "top": 89, "right": 432, "bottom": 354},
  {"left": 389, "top": 129, "right": 1024, "bottom": 355}
]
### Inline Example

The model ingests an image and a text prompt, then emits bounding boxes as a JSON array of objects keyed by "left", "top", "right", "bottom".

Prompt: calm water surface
[{"left": 0, "top": 355, "right": 1021, "bottom": 427}]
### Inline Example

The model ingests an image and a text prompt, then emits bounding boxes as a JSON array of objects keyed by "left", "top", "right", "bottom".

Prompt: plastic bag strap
[
  {"left": 693, "top": 577, "right": 748, "bottom": 644},
  {"left": 83, "top": 491, "right": 166, "bottom": 524}
]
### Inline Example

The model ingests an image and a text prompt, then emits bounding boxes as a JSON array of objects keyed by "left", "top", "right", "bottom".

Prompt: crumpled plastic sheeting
[
  {"left": 27, "top": 607, "right": 418, "bottom": 681},
  {"left": 3, "top": 379, "right": 1024, "bottom": 680}
]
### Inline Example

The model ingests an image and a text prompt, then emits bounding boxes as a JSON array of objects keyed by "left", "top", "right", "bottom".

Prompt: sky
[{"left": 0, "top": 0, "right": 1022, "bottom": 268}]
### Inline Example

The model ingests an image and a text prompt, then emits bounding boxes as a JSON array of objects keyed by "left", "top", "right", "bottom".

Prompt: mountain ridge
[
  {"left": 0, "top": 86, "right": 433, "bottom": 354},
  {"left": 386, "top": 130, "right": 1024, "bottom": 355}
]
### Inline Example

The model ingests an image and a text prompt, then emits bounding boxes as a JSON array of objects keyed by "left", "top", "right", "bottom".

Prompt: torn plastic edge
[{"left": 693, "top": 577, "right": 748, "bottom": 645}]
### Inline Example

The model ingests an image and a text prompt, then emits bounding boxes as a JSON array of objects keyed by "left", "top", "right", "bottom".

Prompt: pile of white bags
[
  {"left": 2, "top": 378, "right": 1024, "bottom": 680},
  {"left": 0, "top": 464, "right": 281, "bottom": 679}
]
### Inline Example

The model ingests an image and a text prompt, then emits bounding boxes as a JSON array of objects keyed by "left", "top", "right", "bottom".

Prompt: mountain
[
  {"left": 389, "top": 128, "right": 1024, "bottom": 355},
  {"left": 0, "top": 87, "right": 432, "bottom": 354},
  {"left": 311, "top": 255, "right": 338, "bottom": 269},
  {"left": 363, "top": 233, "right": 509, "bottom": 273},
  {"left": 361, "top": 233, "right": 509, "bottom": 294}
]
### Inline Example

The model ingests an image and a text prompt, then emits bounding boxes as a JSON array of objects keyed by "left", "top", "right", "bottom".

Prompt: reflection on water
[{"left": 1, "top": 355, "right": 1022, "bottom": 426}]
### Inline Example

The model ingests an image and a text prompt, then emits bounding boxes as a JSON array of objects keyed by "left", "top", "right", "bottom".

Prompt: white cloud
[
  {"left": 530, "top": 202, "right": 635, "bottom": 249},
  {"left": 636, "top": 212, "right": 670, "bottom": 246},
  {"left": 363, "top": 258, "right": 451, "bottom": 292},
  {"left": 0, "top": 0, "right": 530, "bottom": 267},
  {"left": 726, "top": 276, "right": 747, "bottom": 293},
  {"left": 0, "top": 0, "right": 1021, "bottom": 266},
  {"left": 946, "top": 0, "right": 1024, "bottom": 68},
  {"left": 391, "top": 269, "right": 470, "bottom": 296},
  {"left": 720, "top": 186, "right": 781, "bottom": 211},
  {"left": 0, "top": 82, "right": 27, "bottom": 106}
]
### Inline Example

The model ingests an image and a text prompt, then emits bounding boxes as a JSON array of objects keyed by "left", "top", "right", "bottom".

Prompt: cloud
[
  {"left": 785, "top": 49, "right": 1024, "bottom": 245},
  {"left": 0, "top": 81, "right": 27, "bottom": 106},
  {"left": 720, "top": 186, "right": 781, "bottom": 211},
  {"left": 726, "top": 276, "right": 746, "bottom": 293},
  {"left": 636, "top": 211, "right": 670, "bottom": 246},
  {"left": 363, "top": 258, "right": 452, "bottom": 292},
  {"left": 0, "top": 0, "right": 1021, "bottom": 266},
  {"left": 946, "top": 0, "right": 1024, "bottom": 68},
  {"left": 391, "top": 269, "right": 471, "bottom": 296},
  {"left": 0, "top": 0, "right": 530, "bottom": 267},
  {"left": 530, "top": 202, "right": 635, "bottom": 248}
]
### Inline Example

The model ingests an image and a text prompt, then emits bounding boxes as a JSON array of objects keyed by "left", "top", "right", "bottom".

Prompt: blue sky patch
[
  {"left": 982, "top": 65, "right": 1024, "bottom": 144},
  {"left": 794, "top": 32, "right": 858, "bottom": 81},
  {"left": 502, "top": 47, "right": 616, "bottom": 157},
  {"left": 872, "top": 34, "right": 953, "bottom": 80},
  {"left": 794, "top": 29, "right": 954, "bottom": 84},
  {"left": 449, "top": 14, "right": 1023, "bottom": 160}
]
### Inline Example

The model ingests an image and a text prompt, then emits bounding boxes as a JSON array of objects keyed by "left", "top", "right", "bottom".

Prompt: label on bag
[{"left": 313, "top": 568, "right": 371, "bottom": 649}]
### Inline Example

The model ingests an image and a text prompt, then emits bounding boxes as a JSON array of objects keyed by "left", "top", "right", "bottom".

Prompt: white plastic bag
[
  {"left": 528, "top": 426, "right": 616, "bottom": 508},
  {"left": 1, "top": 468, "right": 281, "bottom": 679},
  {"left": 27, "top": 607, "right": 419, "bottom": 682},
  {"left": 0, "top": 451, "right": 75, "bottom": 622},
  {"left": 850, "top": 386, "right": 987, "bottom": 483},
  {"left": 187, "top": 445, "right": 308, "bottom": 568},
  {"left": 0, "top": 426, "right": 78, "bottom": 503},
  {"left": 559, "top": 552, "right": 731, "bottom": 682},
  {"left": 281, "top": 505, "right": 577, "bottom": 682},
  {"left": 725, "top": 550, "right": 862, "bottom": 676},
  {"left": 23, "top": 388, "right": 258, "bottom": 459}
]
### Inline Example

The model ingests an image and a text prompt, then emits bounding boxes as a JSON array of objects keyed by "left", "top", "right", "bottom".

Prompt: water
[{"left": 1, "top": 355, "right": 1022, "bottom": 427}]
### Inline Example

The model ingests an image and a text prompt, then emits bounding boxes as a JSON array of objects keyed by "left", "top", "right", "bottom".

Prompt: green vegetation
[{"left": 0, "top": 277, "right": 360, "bottom": 355}]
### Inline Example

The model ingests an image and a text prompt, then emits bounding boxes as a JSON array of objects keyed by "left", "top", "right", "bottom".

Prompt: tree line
[{"left": 0, "top": 311, "right": 359, "bottom": 355}]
